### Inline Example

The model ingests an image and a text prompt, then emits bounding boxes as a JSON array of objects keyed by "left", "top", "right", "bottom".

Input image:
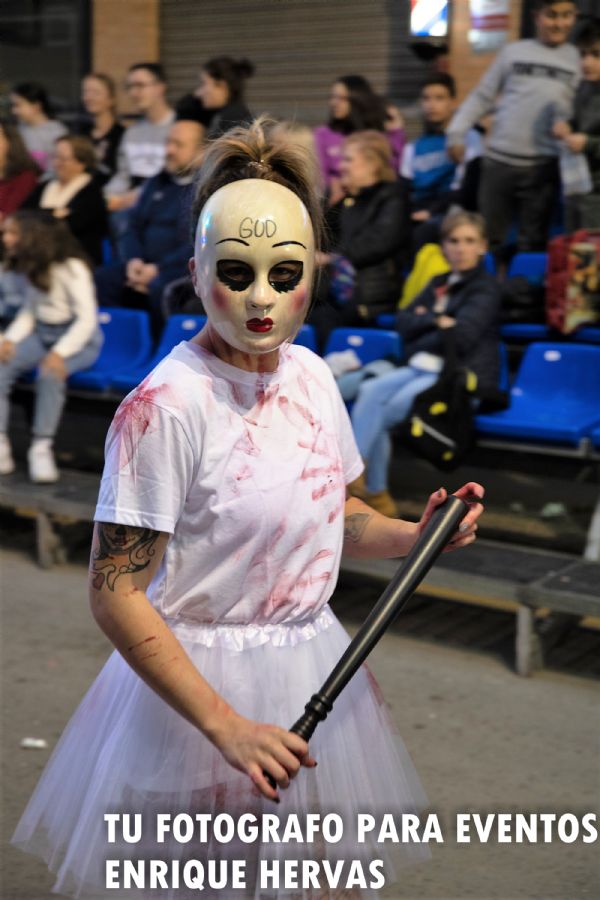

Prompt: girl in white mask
[{"left": 12, "top": 120, "right": 484, "bottom": 898}]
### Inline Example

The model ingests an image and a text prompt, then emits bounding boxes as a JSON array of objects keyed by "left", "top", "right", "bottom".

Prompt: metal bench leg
[
  {"left": 35, "top": 511, "right": 66, "bottom": 568},
  {"left": 516, "top": 605, "right": 543, "bottom": 676},
  {"left": 584, "top": 492, "right": 600, "bottom": 561}
]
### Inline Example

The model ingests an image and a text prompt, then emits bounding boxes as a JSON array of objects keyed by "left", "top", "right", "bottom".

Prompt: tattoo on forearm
[
  {"left": 344, "top": 512, "right": 372, "bottom": 543},
  {"left": 91, "top": 523, "right": 159, "bottom": 591}
]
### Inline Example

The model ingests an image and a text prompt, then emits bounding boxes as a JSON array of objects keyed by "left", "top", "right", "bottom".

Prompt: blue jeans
[
  {"left": 351, "top": 366, "right": 438, "bottom": 492},
  {"left": 0, "top": 323, "right": 103, "bottom": 438}
]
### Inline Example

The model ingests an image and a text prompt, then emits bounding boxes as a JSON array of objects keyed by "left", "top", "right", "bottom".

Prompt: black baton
[{"left": 264, "top": 494, "right": 469, "bottom": 789}]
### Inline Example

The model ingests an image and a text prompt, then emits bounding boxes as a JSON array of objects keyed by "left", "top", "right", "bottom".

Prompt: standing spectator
[
  {"left": 0, "top": 212, "right": 102, "bottom": 482},
  {"left": 0, "top": 121, "right": 40, "bottom": 224},
  {"left": 196, "top": 57, "right": 254, "bottom": 138},
  {"left": 310, "top": 130, "right": 409, "bottom": 349},
  {"left": 78, "top": 73, "right": 125, "bottom": 186},
  {"left": 446, "top": 0, "right": 579, "bottom": 253},
  {"left": 10, "top": 82, "right": 67, "bottom": 174},
  {"left": 25, "top": 135, "right": 108, "bottom": 265},
  {"left": 314, "top": 75, "right": 405, "bottom": 205},
  {"left": 95, "top": 120, "right": 204, "bottom": 334},
  {"left": 347, "top": 212, "right": 501, "bottom": 516},
  {"left": 401, "top": 74, "right": 482, "bottom": 238},
  {"left": 554, "top": 18, "right": 600, "bottom": 229},
  {"left": 104, "top": 63, "right": 175, "bottom": 213}
]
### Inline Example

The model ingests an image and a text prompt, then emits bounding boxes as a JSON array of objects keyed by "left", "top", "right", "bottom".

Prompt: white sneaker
[
  {"left": 0, "top": 433, "right": 15, "bottom": 475},
  {"left": 28, "top": 440, "right": 59, "bottom": 483}
]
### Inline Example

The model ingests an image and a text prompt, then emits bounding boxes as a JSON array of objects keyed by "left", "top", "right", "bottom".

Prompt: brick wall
[{"left": 91, "top": 0, "right": 160, "bottom": 115}]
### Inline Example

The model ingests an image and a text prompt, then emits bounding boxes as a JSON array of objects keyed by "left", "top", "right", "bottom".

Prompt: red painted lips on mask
[{"left": 246, "top": 318, "right": 274, "bottom": 332}]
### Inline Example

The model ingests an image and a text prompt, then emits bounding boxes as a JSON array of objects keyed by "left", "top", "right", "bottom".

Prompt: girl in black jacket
[{"left": 347, "top": 211, "right": 501, "bottom": 515}]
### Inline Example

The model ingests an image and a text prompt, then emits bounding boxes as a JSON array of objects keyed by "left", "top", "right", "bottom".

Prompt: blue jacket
[{"left": 120, "top": 170, "right": 193, "bottom": 282}]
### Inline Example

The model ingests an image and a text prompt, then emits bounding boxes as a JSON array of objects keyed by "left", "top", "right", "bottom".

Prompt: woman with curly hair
[{"left": 0, "top": 120, "right": 40, "bottom": 222}]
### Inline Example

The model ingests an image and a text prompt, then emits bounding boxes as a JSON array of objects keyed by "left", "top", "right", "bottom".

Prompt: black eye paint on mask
[
  {"left": 216, "top": 259, "right": 254, "bottom": 292},
  {"left": 269, "top": 261, "right": 303, "bottom": 293}
]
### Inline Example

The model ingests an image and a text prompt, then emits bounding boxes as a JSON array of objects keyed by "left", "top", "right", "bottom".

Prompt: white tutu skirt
[{"left": 12, "top": 607, "right": 429, "bottom": 899}]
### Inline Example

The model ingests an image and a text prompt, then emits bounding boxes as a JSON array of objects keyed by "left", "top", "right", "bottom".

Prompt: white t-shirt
[{"left": 95, "top": 341, "right": 363, "bottom": 627}]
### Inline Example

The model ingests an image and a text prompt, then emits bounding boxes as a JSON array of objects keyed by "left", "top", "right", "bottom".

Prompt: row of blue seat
[
  {"left": 68, "top": 309, "right": 600, "bottom": 452},
  {"left": 323, "top": 329, "right": 600, "bottom": 447},
  {"left": 69, "top": 310, "right": 377, "bottom": 393}
]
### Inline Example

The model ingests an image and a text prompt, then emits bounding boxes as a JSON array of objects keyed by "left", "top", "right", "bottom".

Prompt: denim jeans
[
  {"left": 351, "top": 366, "right": 438, "bottom": 493},
  {"left": 0, "top": 322, "right": 103, "bottom": 438}
]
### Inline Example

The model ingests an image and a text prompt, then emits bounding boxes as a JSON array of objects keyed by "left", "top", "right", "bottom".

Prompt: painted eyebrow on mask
[
  {"left": 272, "top": 240, "right": 307, "bottom": 249},
  {"left": 215, "top": 238, "right": 250, "bottom": 246}
]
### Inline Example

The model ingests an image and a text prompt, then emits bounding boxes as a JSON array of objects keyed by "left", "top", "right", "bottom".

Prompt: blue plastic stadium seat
[
  {"left": 476, "top": 343, "right": 600, "bottom": 445},
  {"left": 294, "top": 323, "right": 318, "bottom": 352},
  {"left": 483, "top": 252, "right": 496, "bottom": 275},
  {"left": 69, "top": 308, "right": 153, "bottom": 391},
  {"left": 507, "top": 252, "right": 547, "bottom": 285},
  {"left": 576, "top": 326, "right": 600, "bottom": 344},
  {"left": 111, "top": 313, "right": 206, "bottom": 392},
  {"left": 500, "top": 323, "right": 551, "bottom": 342},
  {"left": 324, "top": 327, "right": 402, "bottom": 365}
]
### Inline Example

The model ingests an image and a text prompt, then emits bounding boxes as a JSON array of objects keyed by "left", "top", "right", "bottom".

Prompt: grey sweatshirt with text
[{"left": 447, "top": 39, "right": 580, "bottom": 166}]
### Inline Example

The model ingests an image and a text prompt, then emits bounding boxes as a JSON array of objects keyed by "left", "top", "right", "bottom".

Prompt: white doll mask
[{"left": 193, "top": 179, "right": 315, "bottom": 356}]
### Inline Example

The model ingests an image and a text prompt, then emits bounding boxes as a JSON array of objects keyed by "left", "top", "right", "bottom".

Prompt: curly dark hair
[
  {"left": 4, "top": 210, "right": 90, "bottom": 292},
  {"left": 202, "top": 57, "right": 255, "bottom": 104},
  {"left": 191, "top": 117, "right": 324, "bottom": 251},
  {"left": 0, "top": 120, "right": 40, "bottom": 179}
]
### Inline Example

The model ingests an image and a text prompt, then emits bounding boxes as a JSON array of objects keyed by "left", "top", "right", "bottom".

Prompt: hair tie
[{"left": 249, "top": 158, "right": 268, "bottom": 173}]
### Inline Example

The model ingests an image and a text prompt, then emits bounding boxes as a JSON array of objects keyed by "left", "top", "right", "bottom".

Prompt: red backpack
[{"left": 546, "top": 231, "right": 600, "bottom": 333}]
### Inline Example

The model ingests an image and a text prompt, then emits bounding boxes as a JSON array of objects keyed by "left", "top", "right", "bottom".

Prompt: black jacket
[
  {"left": 334, "top": 180, "right": 409, "bottom": 318},
  {"left": 25, "top": 178, "right": 108, "bottom": 266},
  {"left": 573, "top": 81, "right": 600, "bottom": 193},
  {"left": 207, "top": 101, "right": 252, "bottom": 138},
  {"left": 396, "top": 262, "right": 502, "bottom": 394}
]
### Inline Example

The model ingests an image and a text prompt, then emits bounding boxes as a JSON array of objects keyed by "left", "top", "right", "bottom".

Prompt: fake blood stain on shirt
[{"left": 112, "top": 378, "right": 180, "bottom": 470}]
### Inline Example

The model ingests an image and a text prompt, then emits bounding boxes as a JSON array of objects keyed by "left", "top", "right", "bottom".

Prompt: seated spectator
[
  {"left": 344, "top": 211, "right": 501, "bottom": 516},
  {"left": 104, "top": 62, "right": 175, "bottom": 213},
  {"left": 401, "top": 73, "right": 482, "bottom": 251},
  {"left": 10, "top": 82, "right": 67, "bottom": 174},
  {"left": 0, "top": 120, "right": 40, "bottom": 224},
  {"left": 0, "top": 212, "right": 102, "bottom": 482},
  {"left": 314, "top": 75, "right": 405, "bottom": 205},
  {"left": 310, "top": 130, "right": 409, "bottom": 349},
  {"left": 95, "top": 120, "right": 204, "bottom": 334},
  {"left": 197, "top": 57, "right": 254, "bottom": 138},
  {"left": 554, "top": 17, "right": 600, "bottom": 230},
  {"left": 24, "top": 135, "right": 108, "bottom": 265},
  {"left": 77, "top": 73, "right": 125, "bottom": 186}
]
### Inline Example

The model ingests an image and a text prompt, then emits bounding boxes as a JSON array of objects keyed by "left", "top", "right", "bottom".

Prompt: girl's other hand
[
  {"left": 41, "top": 350, "right": 67, "bottom": 380},
  {"left": 418, "top": 482, "right": 484, "bottom": 552}
]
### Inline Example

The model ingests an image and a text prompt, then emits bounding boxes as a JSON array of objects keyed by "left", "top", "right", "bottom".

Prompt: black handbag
[{"left": 397, "top": 329, "right": 478, "bottom": 471}]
